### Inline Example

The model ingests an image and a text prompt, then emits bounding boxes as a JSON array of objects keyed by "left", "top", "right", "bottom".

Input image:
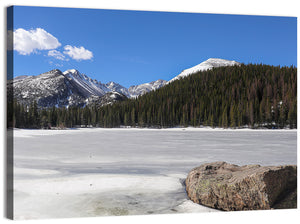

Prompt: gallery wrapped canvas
[{"left": 6, "top": 5, "right": 297, "bottom": 220}]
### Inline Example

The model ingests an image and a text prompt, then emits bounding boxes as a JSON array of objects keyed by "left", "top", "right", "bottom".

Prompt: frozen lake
[{"left": 13, "top": 128, "right": 297, "bottom": 219}]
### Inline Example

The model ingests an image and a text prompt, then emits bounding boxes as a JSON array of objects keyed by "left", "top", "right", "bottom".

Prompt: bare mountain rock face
[
  {"left": 86, "top": 92, "right": 127, "bottom": 107},
  {"left": 185, "top": 161, "right": 297, "bottom": 211}
]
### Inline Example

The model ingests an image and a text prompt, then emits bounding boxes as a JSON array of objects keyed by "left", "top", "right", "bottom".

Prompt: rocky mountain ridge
[{"left": 9, "top": 58, "right": 239, "bottom": 108}]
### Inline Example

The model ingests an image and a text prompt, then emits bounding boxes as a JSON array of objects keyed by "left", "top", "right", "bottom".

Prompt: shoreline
[{"left": 12, "top": 126, "right": 298, "bottom": 131}]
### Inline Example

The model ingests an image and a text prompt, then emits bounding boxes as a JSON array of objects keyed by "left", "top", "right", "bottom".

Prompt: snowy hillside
[{"left": 168, "top": 58, "right": 240, "bottom": 83}]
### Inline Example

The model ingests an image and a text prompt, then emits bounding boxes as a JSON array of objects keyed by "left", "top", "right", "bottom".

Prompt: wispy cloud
[
  {"left": 14, "top": 28, "right": 61, "bottom": 55},
  {"left": 48, "top": 49, "right": 67, "bottom": 61},
  {"left": 63, "top": 45, "right": 93, "bottom": 61}
]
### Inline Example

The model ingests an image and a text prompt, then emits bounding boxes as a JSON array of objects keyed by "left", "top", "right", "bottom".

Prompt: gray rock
[{"left": 185, "top": 161, "right": 297, "bottom": 211}]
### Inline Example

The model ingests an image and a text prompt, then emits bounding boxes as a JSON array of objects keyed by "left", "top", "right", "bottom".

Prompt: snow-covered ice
[{"left": 12, "top": 128, "right": 297, "bottom": 219}]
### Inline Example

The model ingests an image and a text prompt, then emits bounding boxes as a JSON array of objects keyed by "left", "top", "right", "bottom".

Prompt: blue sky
[{"left": 13, "top": 6, "right": 297, "bottom": 87}]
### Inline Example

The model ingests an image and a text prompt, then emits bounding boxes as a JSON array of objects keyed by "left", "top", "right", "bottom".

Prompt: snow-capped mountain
[
  {"left": 168, "top": 58, "right": 240, "bottom": 83},
  {"left": 9, "top": 58, "right": 240, "bottom": 108},
  {"left": 62, "top": 69, "right": 168, "bottom": 99},
  {"left": 8, "top": 69, "right": 93, "bottom": 108},
  {"left": 8, "top": 69, "right": 167, "bottom": 108},
  {"left": 128, "top": 79, "right": 167, "bottom": 98}
]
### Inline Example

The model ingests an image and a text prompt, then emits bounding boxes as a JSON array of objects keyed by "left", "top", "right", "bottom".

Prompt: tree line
[{"left": 8, "top": 64, "right": 297, "bottom": 129}]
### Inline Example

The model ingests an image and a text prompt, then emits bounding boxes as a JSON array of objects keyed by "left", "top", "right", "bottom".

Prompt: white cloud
[
  {"left": 14, "top": 28, "right": 61, "bottom": 55},
  {"left": 48, "top": 50, "right": 66, "bottom": 61},
  {"left": 63, "top": 45, "right": 93, "bottom": 61}
]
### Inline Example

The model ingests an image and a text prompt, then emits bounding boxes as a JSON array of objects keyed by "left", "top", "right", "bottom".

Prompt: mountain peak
[
  {"left": 202, "top": 58, "right": 240, "bottom": 66},
  {"left": 63, "top": 69, "right": 80, "bottom": 75},
  {"left": 48, "top": 69, "right": 63, "bottom": 74},
  {"left": 206, "top": 58, "right": 234, "bottom": 61},
  {"left": 168, "top": 58, "right": 240, "bottom": 83},
  {"left": 106, "top": 81, "right": 119, "bottom": 87}
]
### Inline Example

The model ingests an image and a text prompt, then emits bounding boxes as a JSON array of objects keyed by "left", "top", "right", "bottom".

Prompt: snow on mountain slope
[
  {"left": 9, "top": 58, "right": 240, "bottom": 108},
  {"left": 86, "top": 91, "right": 128, "bottom": 107},
  {"left": 128, "top": 79, "right": 167, "bottom": 98},
  {"left": 8, "top": 69, "right": 88, "bottom": 107},
  {"left": 14, "top": 75, "right": 32, "bottom": 81},
  {"left": 63, "top": 69, "right": 110, "bottom": 97},
  {"left": 62, "top": 70, "right": 167, "bottom": 99},
  {"left": 9, "top": 68, "right": 144, "bottom": 107},
  {"left": 105, "top": 81, "right": 131, "bottom": 98},
  {"left": 168, "top": 58, "right": 240, "bottom": 83}
]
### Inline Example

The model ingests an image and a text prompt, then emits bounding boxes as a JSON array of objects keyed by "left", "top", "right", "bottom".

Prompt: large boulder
[{"left": 185, "top": 161, "right": 297, "bottom": 211}]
